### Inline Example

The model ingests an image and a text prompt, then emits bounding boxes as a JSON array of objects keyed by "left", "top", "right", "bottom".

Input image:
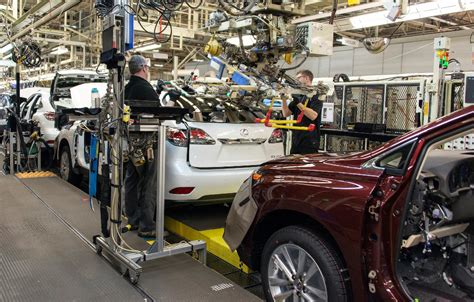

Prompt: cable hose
[
  {"left": 37, "top": 138, "right": 53, "bottom": 170},
  {"left": 217, "top": 0, "right": 257, "bottom": 16}
]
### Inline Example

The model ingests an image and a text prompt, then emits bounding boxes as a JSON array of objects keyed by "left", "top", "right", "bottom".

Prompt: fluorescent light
[
  {"left": 134, "top": 44, "right": 162, "bottom": 52},
  {"left": 153, "top": 52, "right": 168, "bottom": 60},
  {"left": 226, "top": 35, "right": 256, "bottom": 47},
  {"left": 50, "top": 46, "right": 69, "bottom": 55},
  {"left": 349, "top": 0, "right": 474, "bottom": 30},
  {"left": 154, "top": 64, "right": 163, "bottom": 67},
  {"left": 192, "top": 59, "right": 204, "bottom": 62}
]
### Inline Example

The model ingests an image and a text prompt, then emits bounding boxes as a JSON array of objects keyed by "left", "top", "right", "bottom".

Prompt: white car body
[
  {"left": 57, "top": 97, "right": 285, "bottom": 203},
  {"left": 20, "top": 83, "right": 108, "bottom": 147},
  {"left": 20, "top": 91, "right": 58, "bottom": 146}
]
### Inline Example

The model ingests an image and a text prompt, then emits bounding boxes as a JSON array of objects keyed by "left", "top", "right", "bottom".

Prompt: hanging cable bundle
[
  {"left": 217, "top": 0, "right": 257, "bottom": 16},
  {"left": 11, "top": 41, "right": 42, "bottom": 68}
]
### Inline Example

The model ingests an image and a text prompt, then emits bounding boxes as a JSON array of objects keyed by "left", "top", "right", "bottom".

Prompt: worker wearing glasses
[{"left": 282, "top": 69, "right": 324, "bottom": 155}]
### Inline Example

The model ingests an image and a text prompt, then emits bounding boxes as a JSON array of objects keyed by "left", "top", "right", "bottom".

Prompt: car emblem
[{"left": 240, "top": 129, "right": 249, "bottom": 137}]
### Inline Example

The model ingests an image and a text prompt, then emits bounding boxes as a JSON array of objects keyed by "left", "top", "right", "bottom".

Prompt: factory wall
[
  {"left": 186, "top": 30, "right": 473, "bottom": 79},
  {"left": 293, "top": 30, "right": 473, "bottom": 78}
]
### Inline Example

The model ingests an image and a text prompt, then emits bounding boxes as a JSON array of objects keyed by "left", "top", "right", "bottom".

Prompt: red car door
[{"left": 365, "top": 107, "right": 474, "bottom": 301}]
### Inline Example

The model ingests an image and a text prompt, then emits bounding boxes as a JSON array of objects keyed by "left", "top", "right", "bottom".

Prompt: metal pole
[
  {"left": 156, "top": 124, "right": 166, "bottom": 253},
  {"left": 16, "top": 64, "right": 20, "bottom": 116},
  {"left": 110, "top": 69, "right": 122, "bottom": 248},
  {"left": 173, "top": 55, "right": 179, "bottom": 81},
  {"left": 9, "top": 131, "right": 14, "bottom": 175},
  {"left": 37, "top": 141, "right": 41, "bottom": 171}
]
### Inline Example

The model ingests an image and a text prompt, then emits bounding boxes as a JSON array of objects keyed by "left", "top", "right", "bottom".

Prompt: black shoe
[
  {"left": 138, "top": 230, "right": 156, "bottom": 238},
  {"left": 121, "top": 224, "right": 139, "bottom": 233}
]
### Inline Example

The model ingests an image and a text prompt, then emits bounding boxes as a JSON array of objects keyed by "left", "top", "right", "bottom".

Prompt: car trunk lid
[{"left": 187, "top": 122, "right": 282, "bottom": 168}]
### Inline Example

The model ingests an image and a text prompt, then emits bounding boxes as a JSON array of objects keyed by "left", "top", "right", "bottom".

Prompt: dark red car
[{"left": 224, "top": 106, "right": 474, "bottom": 301}]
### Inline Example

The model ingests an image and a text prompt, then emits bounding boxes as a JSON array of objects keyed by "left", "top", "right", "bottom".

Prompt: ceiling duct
[{"left": 362, "top": 37, "right": 390, "bottom": 54}]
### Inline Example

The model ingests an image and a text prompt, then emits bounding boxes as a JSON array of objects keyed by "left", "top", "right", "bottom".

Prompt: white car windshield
[{"left": 174, "top": 96, "right": 281, "bottom": 123}]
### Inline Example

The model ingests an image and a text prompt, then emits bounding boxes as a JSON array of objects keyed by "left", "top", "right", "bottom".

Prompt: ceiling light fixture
[{"left": 134, "top": 44, "right": 162, "bottom": 52}]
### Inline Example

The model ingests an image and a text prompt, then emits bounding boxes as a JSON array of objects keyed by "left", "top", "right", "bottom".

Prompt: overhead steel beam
[
  {"left": 292, "top": 1, "right": 384, "bottom": 24},
  {"left": 12, "top": 0, "right": 64, "bottom": 31},
  {"left": 0, "top": 0, "right": 81, "bottom": 48},
  {"left": 296, "top": 0, "right": 474, "bottom": 34},
  {"left": 330, "top": 0, "right": 474, "bottom": 32}
]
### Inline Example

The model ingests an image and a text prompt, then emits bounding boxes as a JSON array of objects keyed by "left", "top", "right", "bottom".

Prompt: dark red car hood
[{"left": 266, "top": 151, "right": 368, "bottom": 167}]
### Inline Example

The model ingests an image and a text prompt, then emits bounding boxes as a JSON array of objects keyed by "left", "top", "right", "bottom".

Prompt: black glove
[
  {"left": 167, "top": 89, "right": 182, "bottom": 102},
  {"left": 291, "top": 94, "right": 306, "bottom": 105},
  {"left": 156, "top": 80, "right": 165, "bottom": 95}
]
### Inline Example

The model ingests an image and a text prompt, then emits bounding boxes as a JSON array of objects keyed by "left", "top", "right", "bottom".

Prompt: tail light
[
  {"left": 268, "top": 129, "right": 283, "bottom": 143},
  {"left": 166, "top": 127, "right": 216, "bottom": 147},
  {"left": 189, "top": 128, "right": 215, "bottom": 145},
  {"left": 167, "top": 128, "right": 188, "bottom": 147},
  {"left": 43, "top": 111, "right": 56, "bottom": 121},
  {"left": 169, "top": 187, "right": 195, "bottom": 194}
]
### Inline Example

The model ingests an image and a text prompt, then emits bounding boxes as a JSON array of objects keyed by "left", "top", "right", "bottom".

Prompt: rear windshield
[
  {"left": 51, "top": 74, "right": 107, "bottom": 109},
  {"left": 175, "top": 96, "right": 281, "bottom": 123},
  {"left": 55, "top": 76, "right": 106, "bottom": 89}
]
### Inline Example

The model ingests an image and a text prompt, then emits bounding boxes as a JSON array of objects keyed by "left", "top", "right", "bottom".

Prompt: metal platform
[
  {"left": 6, "top": 175, "right": 260, "bottom": 301},
  {"left": 0, "top": 175, "right": 144, "bottom": 302}
]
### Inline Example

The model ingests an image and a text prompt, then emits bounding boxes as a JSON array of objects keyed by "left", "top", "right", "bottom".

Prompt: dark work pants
[
  {"left": 124, "top": 158, "right": 157, "bottom": 232},
  {"left": 290, "top": 144, "right": 319, "bottom": 155}
]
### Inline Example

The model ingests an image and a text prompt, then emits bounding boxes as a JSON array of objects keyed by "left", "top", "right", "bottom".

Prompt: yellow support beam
[{"left": 164, "top": 216, "right": 250, "bottom": 273}]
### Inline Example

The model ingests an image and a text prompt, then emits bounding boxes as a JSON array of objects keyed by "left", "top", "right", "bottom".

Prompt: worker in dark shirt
[
  {"left": 282, "top": 70, "right": 323, "bottom": 155},
  {"left": 124, "top": 55, "right": 160, "bottom": 238}
]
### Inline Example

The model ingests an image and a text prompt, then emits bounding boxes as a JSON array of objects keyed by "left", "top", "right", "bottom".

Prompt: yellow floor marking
[
  {"left": 164, "top": 216, "right": 250, "bottom": 273},
  {"left": 16, "top": 171, "right": 56, "bottom": 179}
]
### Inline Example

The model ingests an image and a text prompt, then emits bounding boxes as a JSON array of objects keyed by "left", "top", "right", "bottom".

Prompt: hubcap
[
  {"left": 60, "top": 151, "right": 70, "bottom": 180},
  {"left": 268, "top": 243, "right": 328, "bottom": 302}
]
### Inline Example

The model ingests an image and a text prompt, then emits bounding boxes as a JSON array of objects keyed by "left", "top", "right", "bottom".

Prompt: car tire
[
  {"left": 261, "top": 225, "right": 350, "bottom": 302},
  {"left": 59, "top": 144, "right": 82, "bottom": 185}
]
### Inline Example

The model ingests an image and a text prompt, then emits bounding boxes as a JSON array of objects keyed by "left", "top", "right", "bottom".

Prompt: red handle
[{"left": 296, "top": 111, "right": 305, "bottom": 123}]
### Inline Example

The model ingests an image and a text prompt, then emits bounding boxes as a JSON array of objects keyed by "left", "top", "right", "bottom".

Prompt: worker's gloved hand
[
  {"left": 156, "top": 80, "right": 165, "bottom": 95},
  {"left": 167, "top": 89, "right": 181, "bottom": 102},
  {"left": 316, "top": 81, "right": 329, "bottom": 96},
  {"left": 291, "top": 94, "right": 306, "bottom": 105}
]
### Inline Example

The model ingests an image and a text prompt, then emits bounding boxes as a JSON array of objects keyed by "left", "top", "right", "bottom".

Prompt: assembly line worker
[
  {"left": 282, "top": 69, "right": 323, "bottom": 155},
  {"left": 124, "top": 55, "right": 160, "bottom": 238}
]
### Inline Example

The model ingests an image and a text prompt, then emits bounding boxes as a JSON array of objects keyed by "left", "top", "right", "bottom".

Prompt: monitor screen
[{"left": 465, "top": 76, "right": 474, "bottom": 104}]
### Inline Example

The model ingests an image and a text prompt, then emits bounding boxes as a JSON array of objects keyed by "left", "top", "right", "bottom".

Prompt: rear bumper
[
  {"left": 165, "top": 151, "right": 256, "bottom": 202},
  {"left": 42, "top": 129, "right": 59, "bottom": 147}
]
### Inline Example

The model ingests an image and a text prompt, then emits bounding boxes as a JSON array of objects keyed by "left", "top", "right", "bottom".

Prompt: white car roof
[
  {"left": 56, "top": 69, "right": 107, "bottom": 76},
  {"left": 21, "top": 87, "right": 50, "bottom": 99}
]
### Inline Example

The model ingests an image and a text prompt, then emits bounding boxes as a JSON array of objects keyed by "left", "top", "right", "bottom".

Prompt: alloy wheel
[
  {"left": 60, "top": 151, "right": 70, "bottom": 180},
  {"left": 267, "top": 243, "right": 328, "bottom": 302}
]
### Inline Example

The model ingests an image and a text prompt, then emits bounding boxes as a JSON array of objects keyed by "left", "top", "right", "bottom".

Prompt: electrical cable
[
  {"left": 11, "top": 41, "right": 42, "bottom": 68},
  {"left": 329, "top": 0, "right": 338, "bottom": 25},
  {"left": 217, "top": 0, "right": 257, "bottom": 16}
]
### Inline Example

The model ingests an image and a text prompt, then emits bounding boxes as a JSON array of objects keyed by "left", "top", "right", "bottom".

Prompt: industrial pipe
[{"left": 0, "top": 0, "right": 81, "bottom": 48}]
